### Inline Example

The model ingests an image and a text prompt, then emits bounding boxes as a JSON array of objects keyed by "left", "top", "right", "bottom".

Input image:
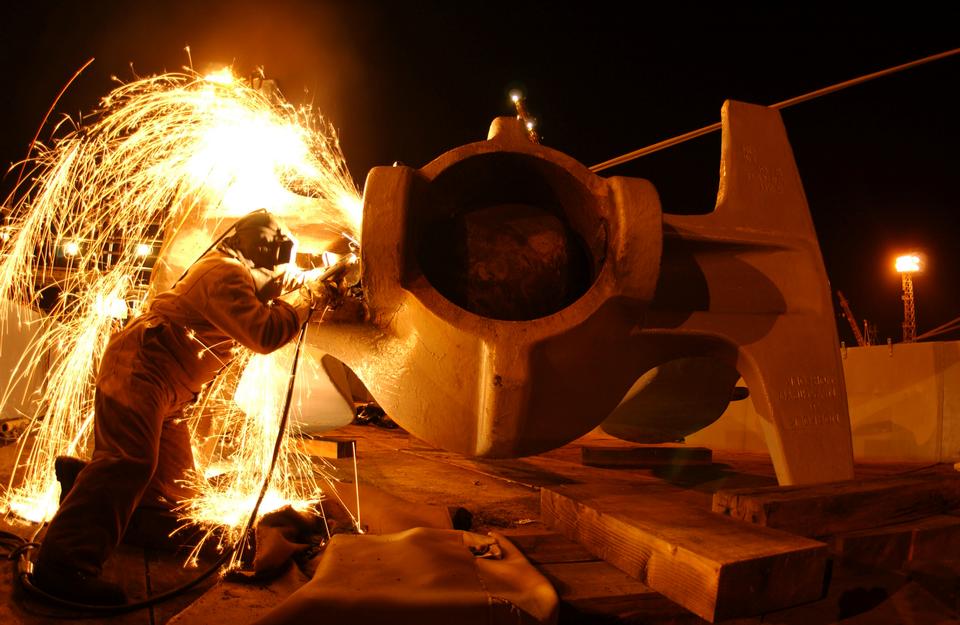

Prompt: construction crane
[{"left": 836, "top": 290, "right": 867, "bottom": 347}]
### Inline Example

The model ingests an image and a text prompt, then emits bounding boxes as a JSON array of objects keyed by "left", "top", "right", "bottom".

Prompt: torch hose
[{"left": 14, "top": 309, "right": 315, "bottom": 615}]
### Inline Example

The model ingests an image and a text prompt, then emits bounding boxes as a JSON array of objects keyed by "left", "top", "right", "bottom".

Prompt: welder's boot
[
  {"left": 54, "top": 456, "right": 88, "bottom": 505},
  {"left": 30, "top": 559, "right": 128, "bottom": 606}
]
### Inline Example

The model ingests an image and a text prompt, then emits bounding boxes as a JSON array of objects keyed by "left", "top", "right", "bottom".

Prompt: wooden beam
[
  {"left": 910, "top": 514, "right": 960, "bottom": 561},
  {"left": 298, "top": 436, "right": 355, "bottom": 459},
  {"left": 539, "top": 561, "right": 719, "bottom": 625},
  {"left": 542, "top": 484, "right": 828, "bottom": 622},
  {"left": 713, "top": 475, "right": 960, "bottom": 537},
  {"left": 505, "top": 531, "right": 720, "bottom": 624},
  {"left": 830, "top": 514, "right": 960, "bottom": 569},
  {"left": 501, "top": 531, "right": 597, "bottom": 565}
]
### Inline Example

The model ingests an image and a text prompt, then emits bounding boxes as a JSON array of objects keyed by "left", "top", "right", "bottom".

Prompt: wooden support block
[
  {"left": 830, "top": 514, "right": 960, "bottom": 569},
  {"left": 504, "top": 531, "right": 715, "bottom": 623},
  {"left": 539, "top": 561, "right": 714, "bottom": 625},
  {"left": 539, "top": 560, "right": 654, "bottom": 603},
  {"left": 712, "top": 475, "right": 960, "bottom": 537},
  {"left": 907, "top": 514, "right": 960, "bottom": 561},
  {"left": 829, "top": 526, "right": 913, "bottom": 570},
  {"left": 505, "top": 531, "right": 599, "bottom": 565},
  {"left": 512, "top": 531, "right": 735, "bottom": 623},
  {"left": 542, "top": 484, "right": 828, "bottom": 622},
  {"left": 298, "top": 436, "right": 355, "bottom": 459},
  {"left": 582, "top": 444, "right": 712, "bottom": 468}
]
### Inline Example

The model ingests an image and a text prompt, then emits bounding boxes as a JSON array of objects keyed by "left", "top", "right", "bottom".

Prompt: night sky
[{"left": 1, "top": 2, "right": 957, "bottom": 344}]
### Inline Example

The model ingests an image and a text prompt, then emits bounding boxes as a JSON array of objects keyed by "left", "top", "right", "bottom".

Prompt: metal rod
[
  {"left": 590, "top": 47, "right": 960, "bottom": 173},
  {"left": 351, "top": 440, "right": 361, "bottom": 533}
]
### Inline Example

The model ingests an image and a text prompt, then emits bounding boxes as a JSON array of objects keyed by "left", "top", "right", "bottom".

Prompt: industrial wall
[
  {"left": 0, "top": 301, "right": 47, "bottom": 428},
  {"left": 687, "top": 340, "right": 960, "bottom": 463}
]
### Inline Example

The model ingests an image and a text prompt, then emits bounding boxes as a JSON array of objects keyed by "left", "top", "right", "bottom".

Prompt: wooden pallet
[{"left": 541, "top": 483, "right": 828, "bottom": 622}]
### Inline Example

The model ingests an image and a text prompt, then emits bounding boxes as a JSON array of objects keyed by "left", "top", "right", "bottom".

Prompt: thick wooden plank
[
  {"left": 401, "top": 447, "right": 577, "bottom": 489},
  {"left": 909, "top": 514, "right": 960, "bottom": 561},
  {"left": 712, "top": 474, "right": 960, "bottom": 537},
  {"left": 542, "top": 484, "right": 828, "bottom": 622},
  {"left": 582, "top": 445, "right": 712, "bottom": 468},
  {"left": 759, "top": 560, "right": 957, "bottom": 625},
  {"left": 539, "top": 561, "right": 717, "bottom": 625},
  {"left": 298, "top": 436, "right": 355, "bottom": 459},
  {"left": 829, "top": 514, "right": 960, "bottom": 569},
  {"left": 339, "top": 436, "right": 543, "bottom": 533},
  {"left": 539, "top": 560, "right": 654, "bottom": 602},
  {"left": 829, "top": 525, "right": 913, "bottom": 570},
  {"left": 502, "top": 531, "right": 598, "bottom": 565}
]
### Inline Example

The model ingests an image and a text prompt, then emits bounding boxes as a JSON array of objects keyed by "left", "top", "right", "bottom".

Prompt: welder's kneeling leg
[
  {"left": 35, "top": 389, "right": 163, "bottom": 596},
  {"left": 30, "top": 559, "right": 128, "bottom": 606}
]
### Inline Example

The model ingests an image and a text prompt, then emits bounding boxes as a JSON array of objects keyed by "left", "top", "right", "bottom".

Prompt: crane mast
[{"left": 837, "top": 291, "right": 867, "bottom": 347}]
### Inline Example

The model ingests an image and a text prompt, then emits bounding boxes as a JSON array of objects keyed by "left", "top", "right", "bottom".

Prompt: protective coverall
[{"left": 36, "top": 249, "right": 304, "bottom": 578}]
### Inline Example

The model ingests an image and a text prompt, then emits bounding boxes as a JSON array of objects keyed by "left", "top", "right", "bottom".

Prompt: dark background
[{"left": 1, "top": 2, "right": 957, "bottom": 343}]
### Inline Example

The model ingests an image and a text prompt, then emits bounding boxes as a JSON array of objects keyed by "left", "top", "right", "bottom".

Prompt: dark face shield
[
  {"left": 245, "top": 229, "right": 295, "bottom": 269},
  {"left": 228, "top": 212, "right": 297, "bottom": 270}
]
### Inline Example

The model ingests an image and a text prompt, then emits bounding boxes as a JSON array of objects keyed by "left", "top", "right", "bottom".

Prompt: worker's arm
[
  {"left": 279, "top": 288, "right": 314, "bottom": 326},
  {"left": 199, "top": 261, "right": 303, "bottom": 354}
]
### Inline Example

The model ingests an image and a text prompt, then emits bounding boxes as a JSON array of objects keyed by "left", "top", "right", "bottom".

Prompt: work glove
[
  {"left": 281, "top": 252, "right": 358, "bottom": 323},
  {"left": 277, "top": 285, "right": 318, "bottom": 325},
  {"left": 299, "top": 279, "right": 334, "bottom": 312}
]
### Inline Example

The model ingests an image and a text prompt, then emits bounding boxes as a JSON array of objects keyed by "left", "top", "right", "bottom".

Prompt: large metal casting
[
  {"left": 310, "top": 101, "right": 854, "bottom": 485},
  {"left": 152, "top": 100, "right": 855, "bottom": 485}
]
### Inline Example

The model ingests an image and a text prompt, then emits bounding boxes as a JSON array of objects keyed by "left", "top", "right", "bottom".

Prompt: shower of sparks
[
  {"left": 0, "top": 66, "right": 362, "bottom": 555},
  {"left": 176, "top": 344, "right": 333, "bottom": 566}
]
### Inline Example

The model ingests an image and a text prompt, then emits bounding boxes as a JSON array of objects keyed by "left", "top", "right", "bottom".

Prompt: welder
[{"left": 31, "top": 210, "right": 325, "bottom": 605}]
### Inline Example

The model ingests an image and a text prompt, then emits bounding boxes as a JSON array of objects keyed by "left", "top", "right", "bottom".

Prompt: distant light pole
[{"left": 895, "top": 253, "right": 922, "bottom": 342}]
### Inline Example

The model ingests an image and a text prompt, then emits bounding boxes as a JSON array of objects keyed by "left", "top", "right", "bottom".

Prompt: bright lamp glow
[
  {"left": 895, "top": 254, "right": 921, "bottom": 273},
  {"left": 134, "top": 243, "right": 151, "bottom": 257},
  {"left": 63, "top": 241, "right": 80, "bottom": 256}
]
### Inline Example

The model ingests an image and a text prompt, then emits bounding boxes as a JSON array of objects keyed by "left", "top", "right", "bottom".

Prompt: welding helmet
[{"left": 224, "top": 210, "right": 296, "bottom": 270}]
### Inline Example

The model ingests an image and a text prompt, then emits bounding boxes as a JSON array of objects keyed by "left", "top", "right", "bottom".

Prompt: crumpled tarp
[
  {"left": 246, "top": 481, "right": 456, "bottom": 579},
  {"left": 251, "top": 506, "right": 320, "bottom": 577},
  {"left": 250, "top": 527, "right": 558, "bottom": 625}
]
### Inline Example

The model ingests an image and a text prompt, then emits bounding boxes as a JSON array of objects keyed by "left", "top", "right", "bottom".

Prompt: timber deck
[{"left": 2, "top": 424, "right": 959, "bottom": 624}]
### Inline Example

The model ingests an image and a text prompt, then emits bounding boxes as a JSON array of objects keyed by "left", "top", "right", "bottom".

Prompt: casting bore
[{"left": 417, "top": 152, "right": 599, "bottom": 322}]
